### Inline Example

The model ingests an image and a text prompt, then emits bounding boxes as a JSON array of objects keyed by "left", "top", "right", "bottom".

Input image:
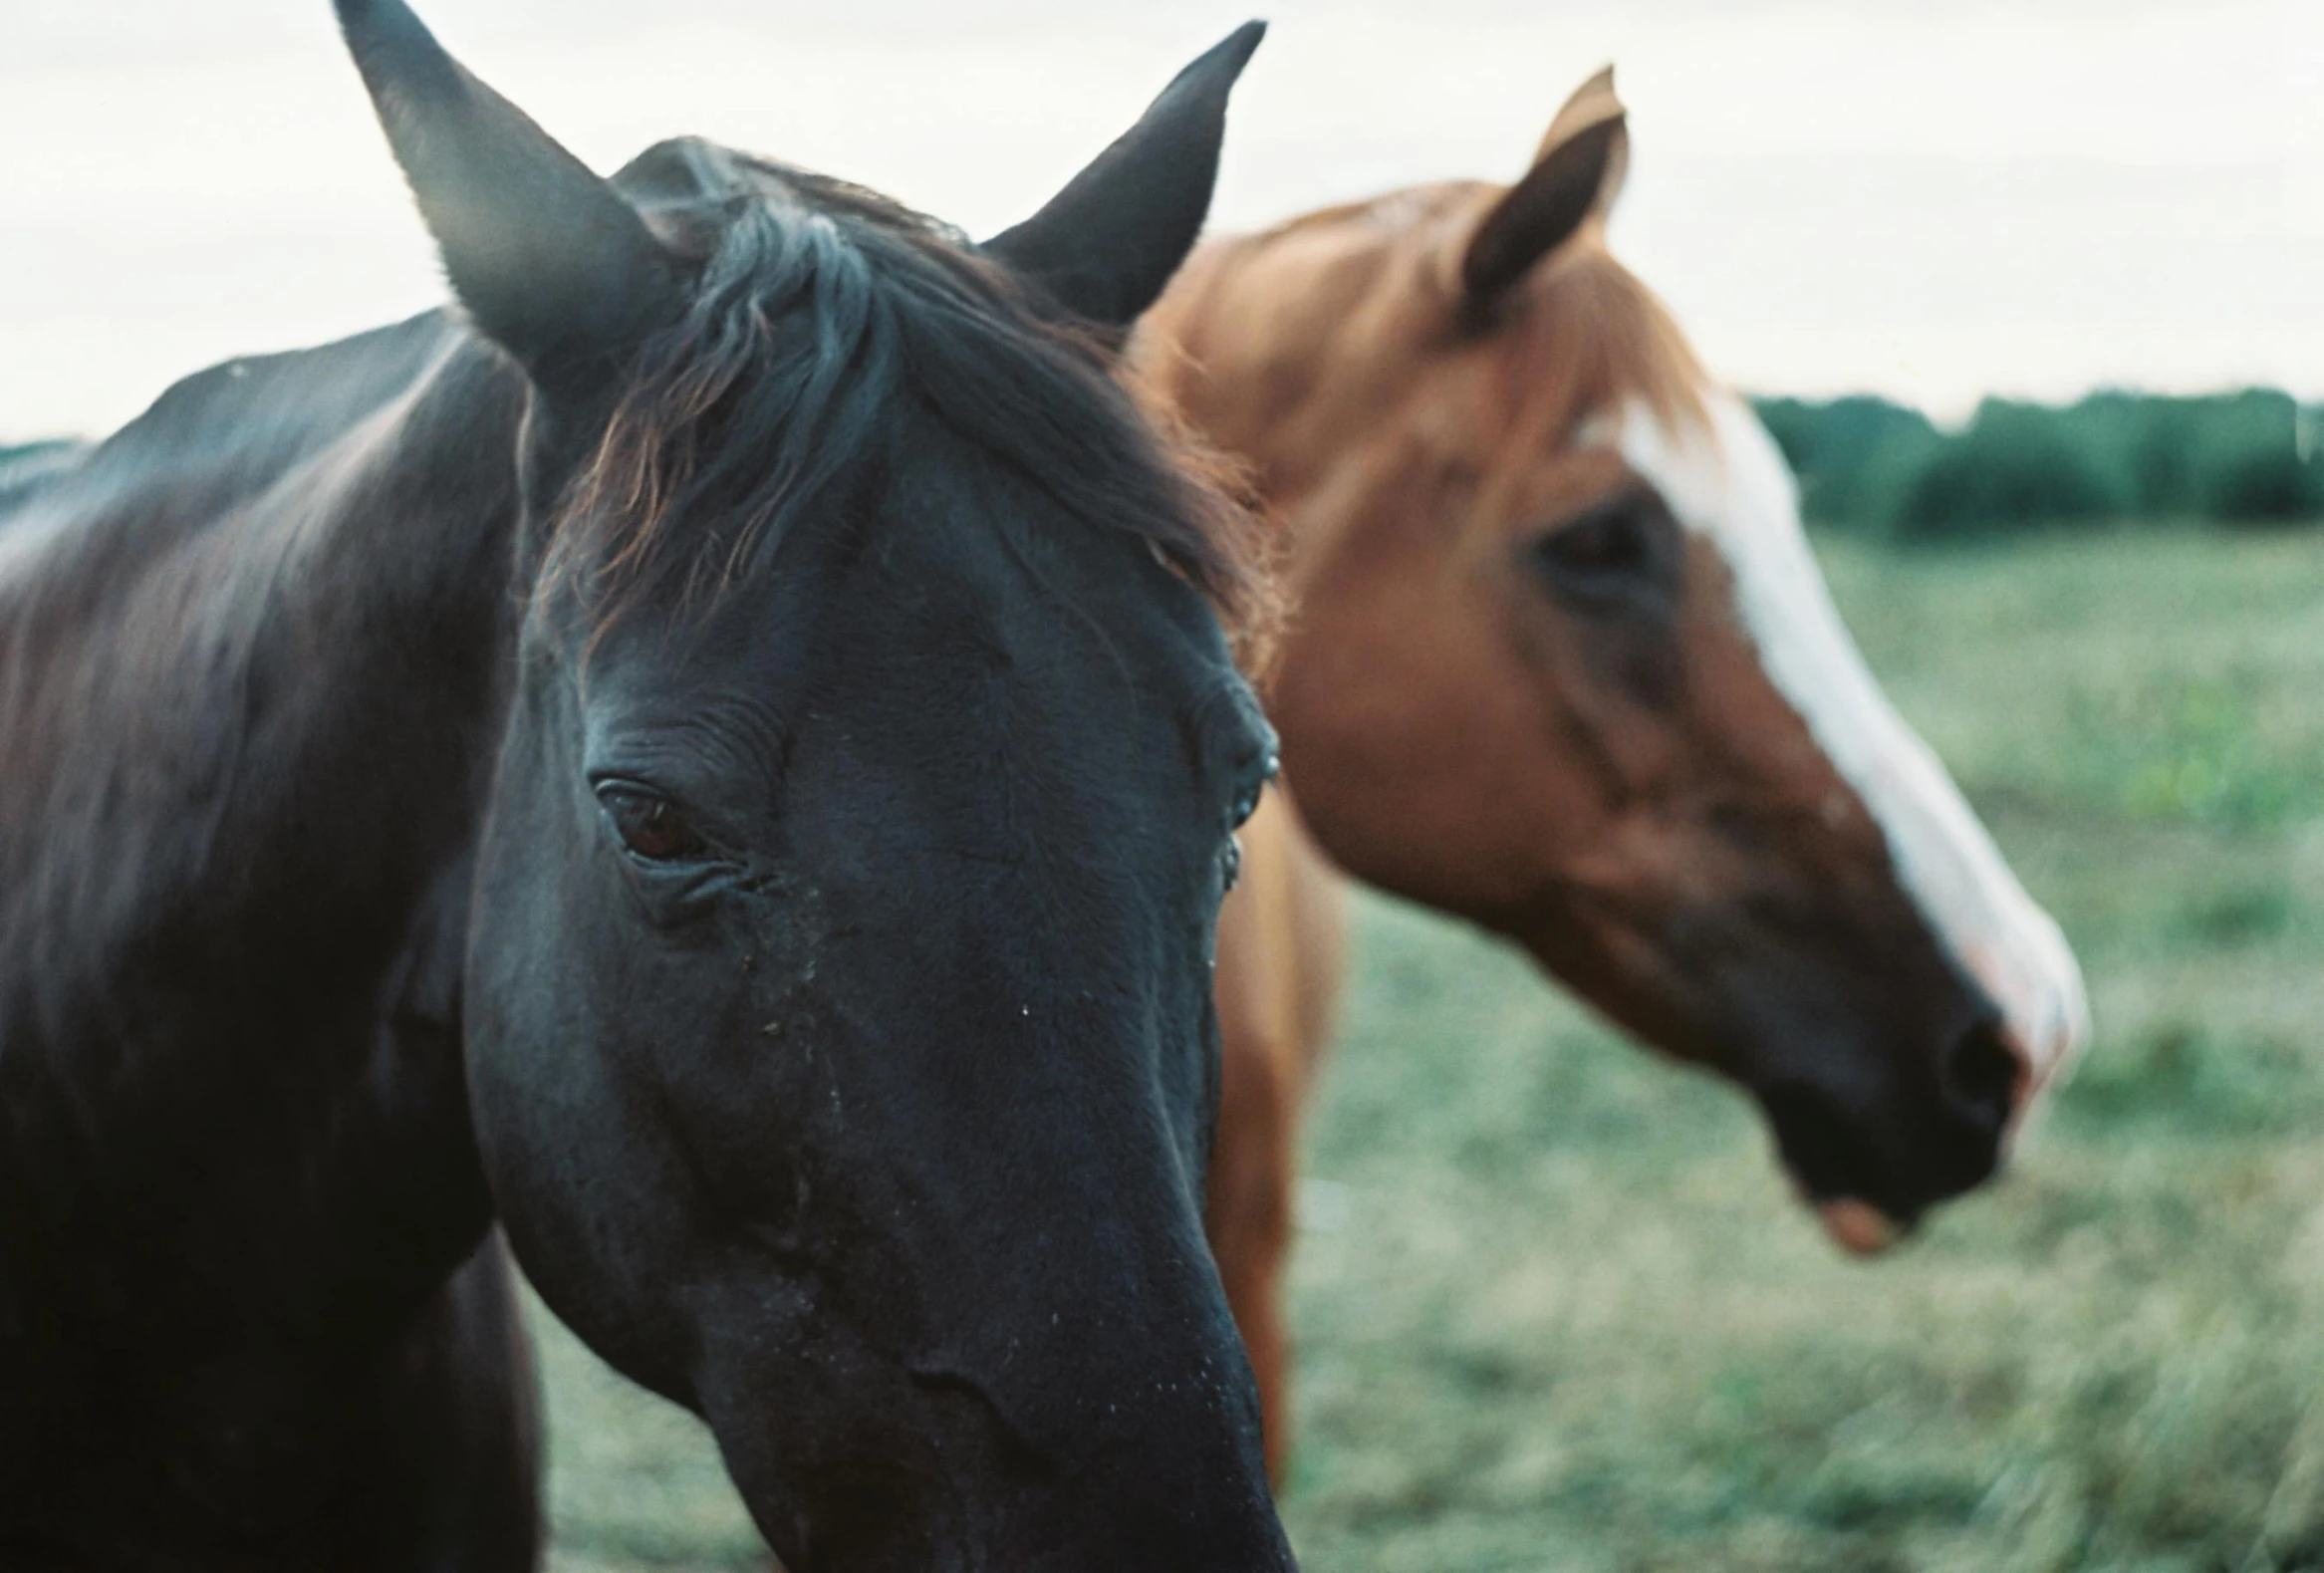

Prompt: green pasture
[{"left": 531, "top": 526, "right": 2324, "bottom": 1572}]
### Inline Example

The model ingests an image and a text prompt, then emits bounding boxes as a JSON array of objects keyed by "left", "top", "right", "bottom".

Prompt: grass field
[{"left": 530, "top": 526, "right": 2324, "bottom": 1573}]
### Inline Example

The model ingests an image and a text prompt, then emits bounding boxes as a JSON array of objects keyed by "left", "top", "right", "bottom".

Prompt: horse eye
[
  {"left": 1229, "top": 752, "right": 1277, "bottom": 831},
  {"left": 1543, "top": 506, "right": 1655, "bottom": 574},
  {"left": 1530, "top": 494, "right": 1677, "bottom": 608},
  {"left": 597, "top": 784, "right": 705, "bottom": 863}
]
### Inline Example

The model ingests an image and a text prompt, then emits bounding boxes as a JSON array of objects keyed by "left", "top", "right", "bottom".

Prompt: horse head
[
  {"left": 1140, "top": 68, "right": 2088, "bottom": 1252},
  {"left": 337, "top": 3, "right": 1291, "bottom": 1564}
]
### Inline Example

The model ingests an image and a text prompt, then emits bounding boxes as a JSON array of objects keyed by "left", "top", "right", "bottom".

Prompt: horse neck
[
  {"left": 1140, "top": 228, "right": 1420, "bottom": 578},
  {"left": 0, "top": 321, "right": 534, "bottom": 1348},
  {"left": 5, "top": 321, "right": 530, "bottom": 932}
]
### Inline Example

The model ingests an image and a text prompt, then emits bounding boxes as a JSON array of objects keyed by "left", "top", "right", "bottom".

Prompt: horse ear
[
  {"left": 1460, "top": 66, "right": 1630, "bottom": 307},
  {"left": 334, "top": 0, "right": 672, "bottom": 389},
  {"left": 983, "top": 22, "right": 1267, "bottom": 330}
]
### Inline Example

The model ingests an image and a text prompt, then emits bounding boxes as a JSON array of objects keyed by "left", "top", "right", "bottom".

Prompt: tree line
[{"left": 1753, "top": 390, "right": 2324, "bottom": 541}]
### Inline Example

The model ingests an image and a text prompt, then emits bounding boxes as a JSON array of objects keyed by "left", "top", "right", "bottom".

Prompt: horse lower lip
[{"left": 1815, "top": 1197, "right": 1904, "bottom": 1256}]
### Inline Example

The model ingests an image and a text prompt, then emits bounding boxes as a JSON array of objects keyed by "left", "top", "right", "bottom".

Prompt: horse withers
[
  {"left": 1136, "top": 68, "right": 2091, "bottom": 1474},
  {"left": 0, "top": 5, "right": 1293, "bottom": 1568}
]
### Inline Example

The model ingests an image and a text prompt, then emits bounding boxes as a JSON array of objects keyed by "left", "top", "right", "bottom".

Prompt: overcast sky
[{"left": 1, "top": 0, "right": 2316, "bottom": 441}]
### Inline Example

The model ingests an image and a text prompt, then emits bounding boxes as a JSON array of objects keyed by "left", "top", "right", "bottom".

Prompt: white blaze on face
[{"left": 1615, "top": 393, "right": 2090, "bottom": 1134}]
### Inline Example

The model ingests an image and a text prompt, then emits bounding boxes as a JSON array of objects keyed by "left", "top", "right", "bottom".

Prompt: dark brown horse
[
  {"left": 0, "top": 6, "right": 1296, "bottom": 1568},
  {"left": 1135, "top": 68, "right": 2090, "bottom": 1478}
]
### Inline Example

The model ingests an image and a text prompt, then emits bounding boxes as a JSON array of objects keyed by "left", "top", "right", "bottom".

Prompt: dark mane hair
[{"left": 548, "top": 140, "right": 1274, "bottom": 653}]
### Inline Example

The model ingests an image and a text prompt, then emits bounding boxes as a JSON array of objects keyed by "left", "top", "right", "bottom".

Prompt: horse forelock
[
  {"left": 1482, "top": 242, "right": 1708, "bottom": 462},
  {"left": 547, "top": 141, "right": 1273, "bottom": 654}
]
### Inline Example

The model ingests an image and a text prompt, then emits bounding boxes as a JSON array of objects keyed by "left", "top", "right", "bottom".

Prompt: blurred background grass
[{"left": 527, "top": 524, "right": 2324, "bottom": 1572}]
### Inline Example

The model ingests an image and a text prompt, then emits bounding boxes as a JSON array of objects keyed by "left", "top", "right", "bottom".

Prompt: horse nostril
[{"left": 1943, "top": 1018, "right": 2020, "bottom": 1134}]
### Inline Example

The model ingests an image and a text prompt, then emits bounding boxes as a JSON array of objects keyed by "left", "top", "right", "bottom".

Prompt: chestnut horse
[{"left": 1135, "top": 69, "right": 2091, "bottom": 1478}]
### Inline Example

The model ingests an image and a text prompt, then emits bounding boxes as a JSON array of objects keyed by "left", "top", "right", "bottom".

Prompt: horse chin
[{"left": 1813, "top": 1196, "right": 1907, "bottom": 1257}]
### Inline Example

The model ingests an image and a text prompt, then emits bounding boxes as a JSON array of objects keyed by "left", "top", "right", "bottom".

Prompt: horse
[
  {"left": 1132, "top": 67, "right": 2093, "bottom": 1478},
  {"left": 0, "top": 5, "right": 1299, "bottom": 1568}
]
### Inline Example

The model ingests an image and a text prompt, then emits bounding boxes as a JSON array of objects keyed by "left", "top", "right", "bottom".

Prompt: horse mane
[
  {"left": 1487, "top": 234, "right": 1711, "bottom": 453},
  {"left": 551, "top": 140, "right": 1275, "bottom": 654},
  {"left": 0, "top": 444, "right": 88, "bottom": 523},
  {"left": 1226, "top": 181, "right": 1712, "bottom": 456}
]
